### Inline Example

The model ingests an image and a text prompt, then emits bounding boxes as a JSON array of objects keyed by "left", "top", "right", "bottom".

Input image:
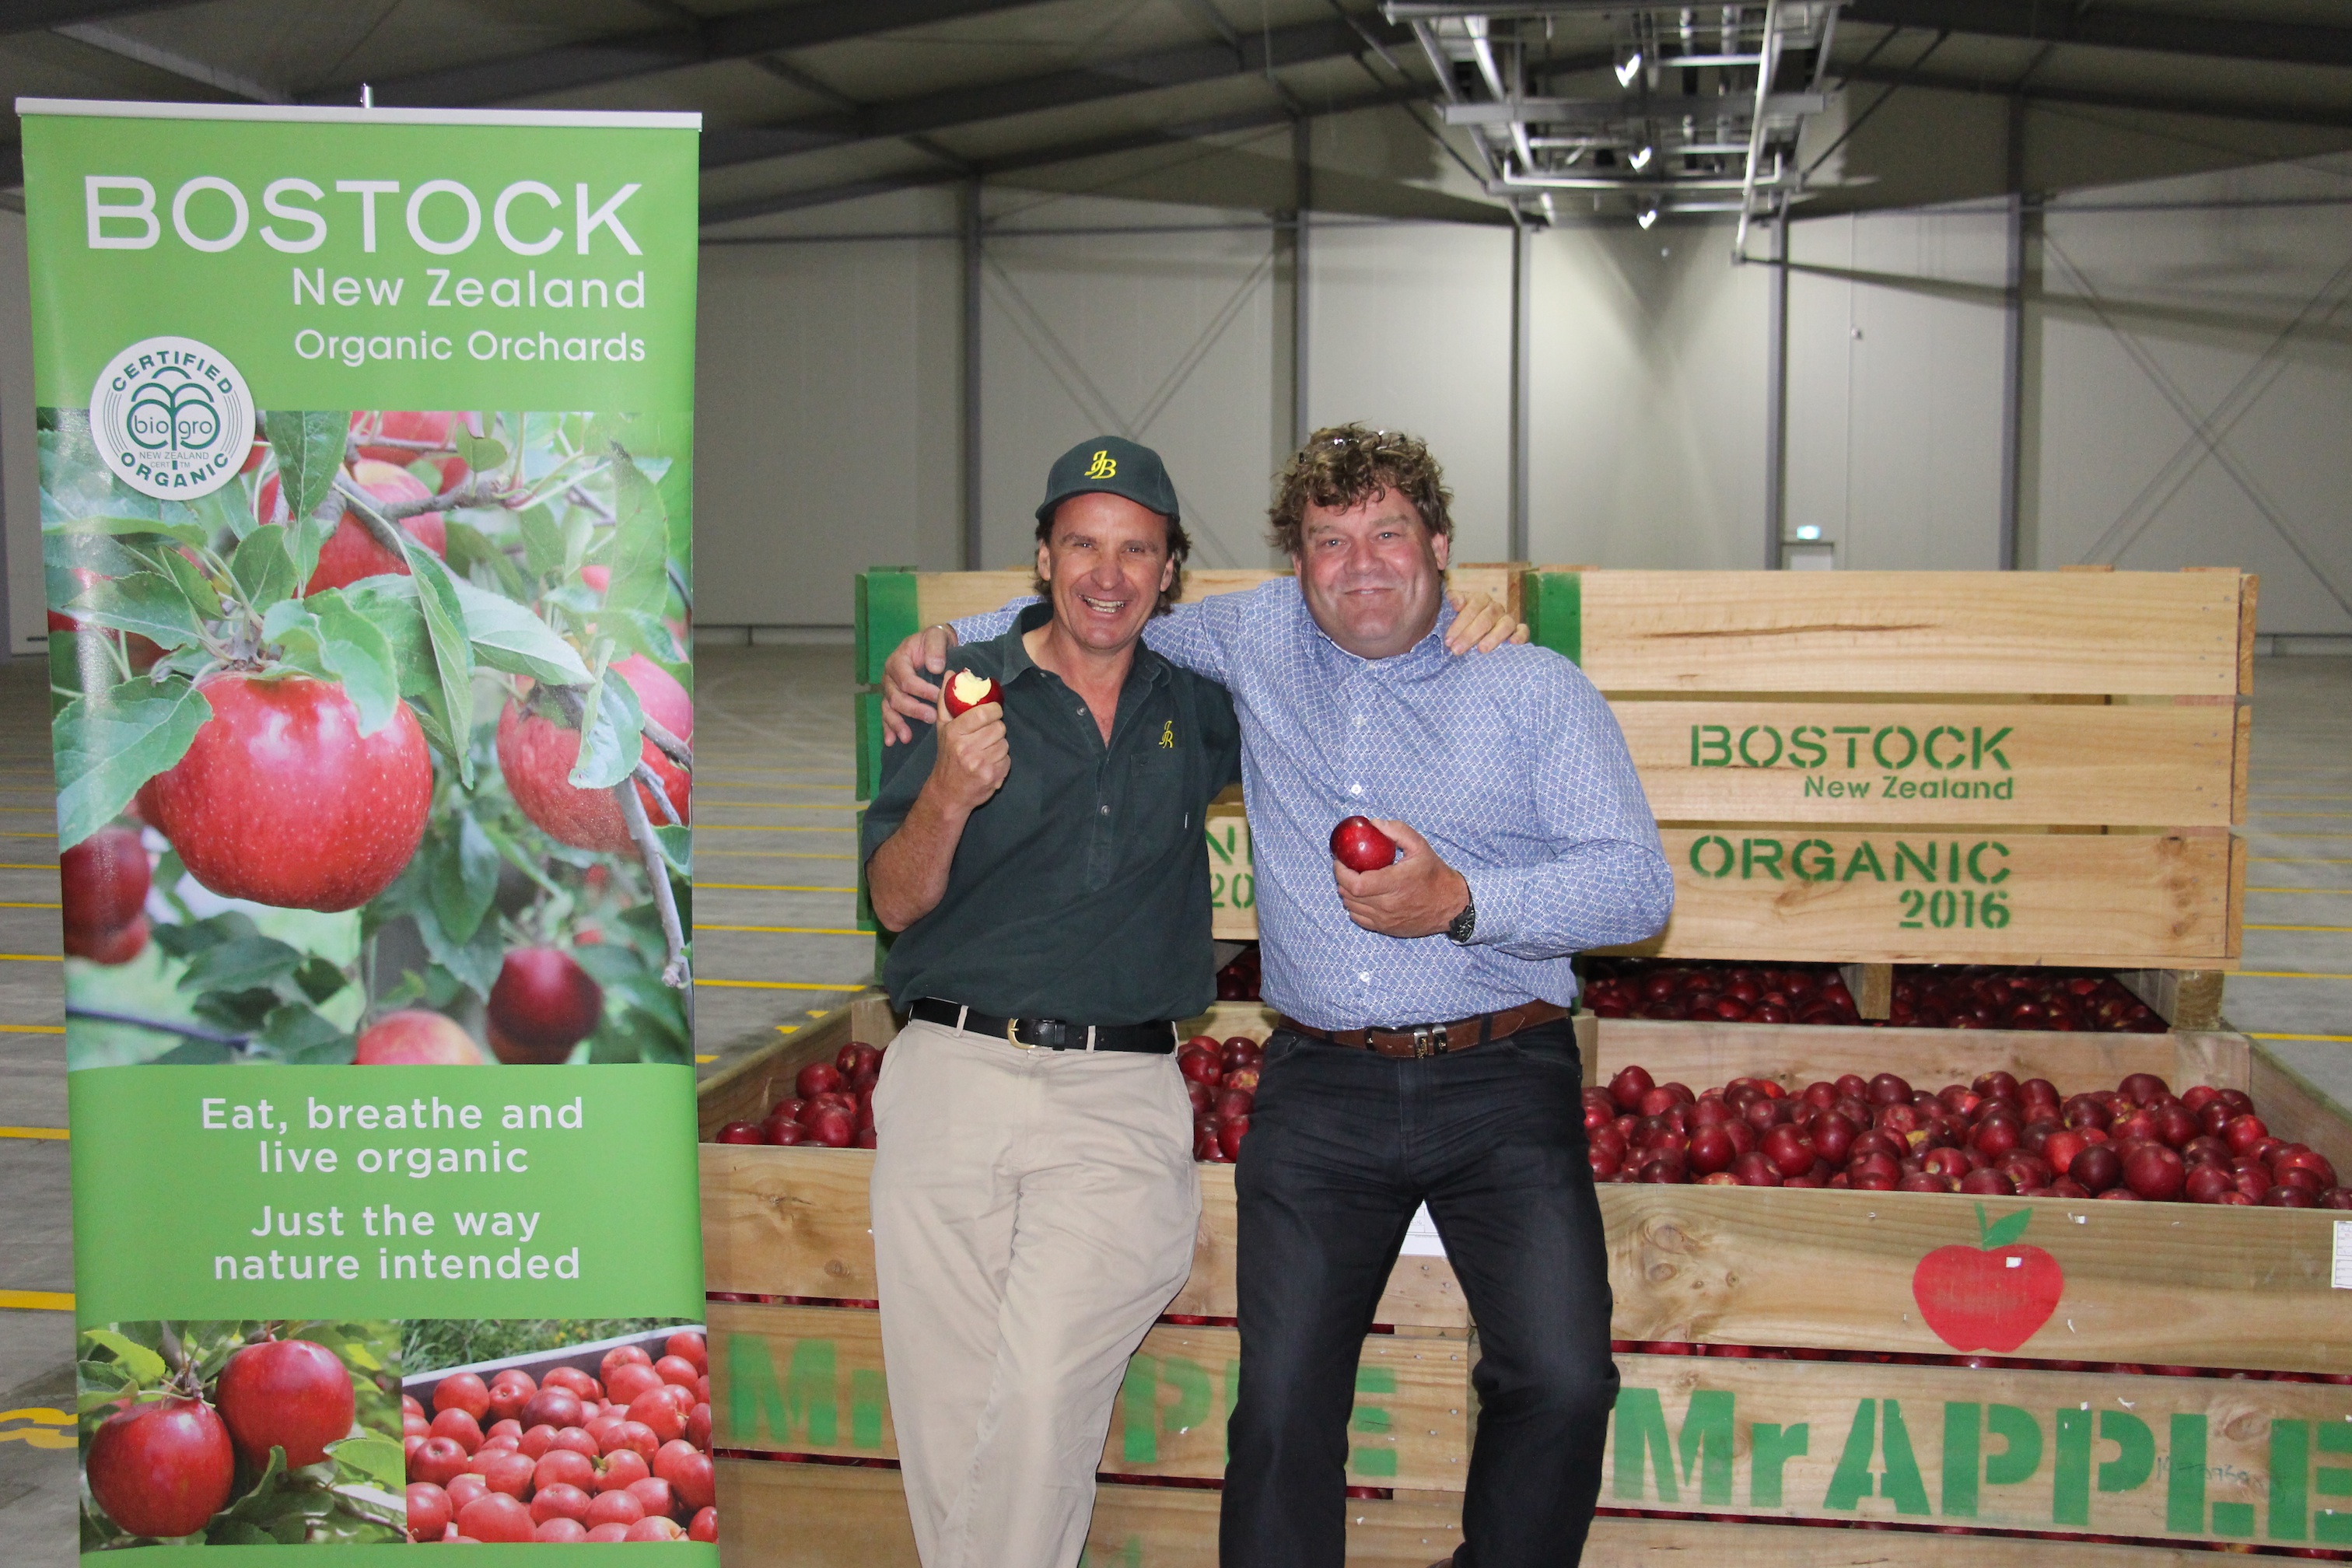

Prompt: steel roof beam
[
  {"left": 319, "top": 0, "right": 1050, "bottom": 109},
  {"left": 1842, "top": 63, "right": 2352, "bottom": 133},
  {"left": 701, "top": 15, "right": 1410, "bottom": 170},
  {"left": 1841, "top": 0, "right": 2352, "bottom": 73}
]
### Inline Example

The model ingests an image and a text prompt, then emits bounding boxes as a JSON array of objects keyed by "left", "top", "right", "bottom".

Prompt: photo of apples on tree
[
  {"left": 44, "top": 408, "right": 692, "bottom": 1069},
  {"left": 77, "top": 1318, "right": 404, "bottom": 1548}
]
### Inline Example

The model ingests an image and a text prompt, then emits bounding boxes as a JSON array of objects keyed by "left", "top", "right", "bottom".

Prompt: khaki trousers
[{"left": 869, "top": 1017, "right": 1201, "bottom": 1568}]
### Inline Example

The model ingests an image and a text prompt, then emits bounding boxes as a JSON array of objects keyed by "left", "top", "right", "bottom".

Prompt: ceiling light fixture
[
  {"left": 1636, "top": 206, "right": 1658, "bottom": 229},
  {"left": 1615, "top": 51, "right": 1643, "bottom": 88},
  {"left": 1629, "top": 145, "right": 1653, "bottom": 171}
]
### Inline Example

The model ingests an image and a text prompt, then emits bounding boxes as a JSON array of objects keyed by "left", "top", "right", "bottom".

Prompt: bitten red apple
[
  {"left": 940, "top": 669, "right": 1004, "bottom": 718},
  {"left": 1329, "top": 815, "right": 1398, "bottom": 873}
]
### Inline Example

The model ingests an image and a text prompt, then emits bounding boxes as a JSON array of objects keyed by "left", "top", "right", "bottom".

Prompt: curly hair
[{"left": 1267, "top": 424, "right": 1454, "bottom": 556}]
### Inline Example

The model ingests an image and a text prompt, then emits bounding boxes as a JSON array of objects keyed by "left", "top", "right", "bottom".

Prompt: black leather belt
[
  {"left": 1278, "top": 1000, "right": 1568, "bottom": 1059},
  {"left": 911, "top": 998, "right": 1177, "bottom": 1054}
]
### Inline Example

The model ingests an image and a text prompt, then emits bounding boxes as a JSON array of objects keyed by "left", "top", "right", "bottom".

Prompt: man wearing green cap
[{"left": 859, "top": 436, "right": 1242, "bottom": 1568}]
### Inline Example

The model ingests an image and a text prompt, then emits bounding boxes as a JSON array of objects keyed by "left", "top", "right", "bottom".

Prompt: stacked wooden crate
[{"left": 705, "top": 565, "right": 2310, "bottom": 1566}]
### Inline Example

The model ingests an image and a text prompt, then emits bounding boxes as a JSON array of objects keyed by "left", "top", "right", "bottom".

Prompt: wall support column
[
  {"left": 1290, "top": 117, "right": 1312, "bottom": 453},
  {"left": 1508, "top": 216, "right": 1531, "bottom": 561},
  {"left": 960, "top": 180, "right": 984, "bottom": 570},
  {"left": 1764, "top": 212, "right": 1790, "bottom": 569},
  {"left": 1999, "top": 94, "right": 2036, "bottom": 571}
]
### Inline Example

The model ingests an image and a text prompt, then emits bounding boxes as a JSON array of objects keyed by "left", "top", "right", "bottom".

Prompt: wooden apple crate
[
  {"left": 698, "top": 1000, "right": 2352, "bottom": 1564},
  {"left": 852, "top": 565, "right": 2255, "bottom": 1024}
]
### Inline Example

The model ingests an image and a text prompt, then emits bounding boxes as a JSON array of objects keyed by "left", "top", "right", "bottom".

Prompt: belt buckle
[
  {"left": 1411, "top": 1024, "right": 1447, "bottom": 1059},
  {"left": 1007, "top": 1019, "right": 1035, "bottom": 1050}
]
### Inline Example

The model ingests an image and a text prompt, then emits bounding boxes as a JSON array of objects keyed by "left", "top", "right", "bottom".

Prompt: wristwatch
[{"left": 1447, "top": 887, "right": 1477, "bottom": 945}]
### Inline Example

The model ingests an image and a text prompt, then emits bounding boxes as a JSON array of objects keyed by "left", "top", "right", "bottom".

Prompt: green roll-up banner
[{"left": 20, "top": 100, "right": 712, "bottom": 1560}]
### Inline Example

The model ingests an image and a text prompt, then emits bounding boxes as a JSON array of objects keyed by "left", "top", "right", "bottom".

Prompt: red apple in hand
[
  {"left": 940, "top": 669, "right": 1004, "bottom": 717},
  {"left": 1330, "top": 815, "right": 1398, "bottom": 873}
]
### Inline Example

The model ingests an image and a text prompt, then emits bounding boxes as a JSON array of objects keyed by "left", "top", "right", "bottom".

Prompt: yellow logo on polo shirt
[
  {"left": 1085, "top": 450, "right": 1118, "bottom": 478},
  {"left": 1160, "top": 719, "right": 1175, "bottom": 748}
]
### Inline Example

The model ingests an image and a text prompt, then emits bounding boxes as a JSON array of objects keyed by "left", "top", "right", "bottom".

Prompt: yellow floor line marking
[
  {"left": 0, "top": 1290, "right": 72, "bottom": 1311},
  {"left": 0, "top": 954, "right": 59, "bottom": 962},
  {"left": 693, "top": 824, "right": 850, "bottom": 834},
  {"left": 700, "top": 884, "right": 856, "bottom": 893},
  {"left": 694, "top": 1054, "right": 716, "bottom": 1064},
  {"left": 0, "top": 1024, "right": 63, "bottom": 1034},
  {"left": 0, "top": 833, "right": 55, "bottom": 840},
  {"left": 695, "top": 978, "right": 866, "bottom": 991},
  {"left": 0, "top": 864, "right": 55, "bottom": 871},
  {"left": 695, "top": 924, "right": 866, "bottom": 936},
  {"left": 2246, "top": 923, "right": 2352, "bottom": 932},
  {"left": 699, "top": 782, "right": 853, "bottom": 792},
  {"left": 775, "top": 1025, "right": 800, "bottom": 1034},
  {"left": 2251, "top": 1033, "right": 2352, "bottom": 1042},
  {"left": 0, "top": 901, "right": 58, "bottom": 909},
  {"left": 2233, "top": 971, "right": 2352, "bottom": 980},
  {"left": 698, "top": 803, "right": 863, "bottom": 811},
  {"left": 0, "top": 1126, "right": 66, "bottom": 1140},
  {"left": 695, "top": 851, "right": 856, "bottom": 860}
]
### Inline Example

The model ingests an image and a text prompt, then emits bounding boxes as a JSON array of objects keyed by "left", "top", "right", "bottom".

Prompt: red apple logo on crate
[
  {"left": 940, "top": 670, "right": 1003, "bottom": 718},
  {"left": 1910, "top": 1203, "right": 2064, "bottom": 1353}
]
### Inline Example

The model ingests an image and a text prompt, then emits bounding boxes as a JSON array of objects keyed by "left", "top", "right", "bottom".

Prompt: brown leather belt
[{"left": 1276, "top": 1000, "right": 1568, "bottom": 1060}]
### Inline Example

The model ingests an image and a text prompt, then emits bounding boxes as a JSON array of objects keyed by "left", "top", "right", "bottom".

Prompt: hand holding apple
[
  {"left": 1332, "top": 818, "right": 1472, "bottom": 940},
  {"left": 939, "top": 669, "right": 1003, "bottom": 719},
  {"left": 921, "top": 702, "right": 1010, "bottom": 816},
  {"left": 881, "top": 625, "right": 960, "bottom": 745}
]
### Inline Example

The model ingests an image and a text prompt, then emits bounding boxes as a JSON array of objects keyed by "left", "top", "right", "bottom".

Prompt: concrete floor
[{"left": 0, "top": 648, "right": 2344, "bottom": 1562}]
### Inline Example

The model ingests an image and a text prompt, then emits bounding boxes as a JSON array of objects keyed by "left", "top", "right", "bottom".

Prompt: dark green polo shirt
[{"left": 860, "top": 603, "right": 1242, "bottom": 1025}]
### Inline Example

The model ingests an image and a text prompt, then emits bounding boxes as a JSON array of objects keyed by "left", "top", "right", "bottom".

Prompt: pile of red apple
[
  {"left": 712, "top": 1041, "right": 883, "bottom": 1149},
  {"left": 1587, "top": 1064, "right": 2352, "bottom": 1206},
  {"left": 1580, "top": 963, "right": 1860, "bottom": 1025},
  {"left": 59, "top": 824, "right": 152, "bottom": 967},
  {"left": 1184, "top": 1035, "right": 1262, "bottom": 1162},
  {"left": 402, "top": 1331, "right": 716, "bottom": 1544},
  {"left": 1214, "top": 945, "right": 1262, "bottom": 1003},
  {"left": 1580, "top": 961, "right": 2164, "bottom": 1033}
]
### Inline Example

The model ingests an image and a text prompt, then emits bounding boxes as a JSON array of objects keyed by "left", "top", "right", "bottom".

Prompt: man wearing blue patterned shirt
[{"left": 884, "top": 425, "right": 1672, "bottom": 1568}]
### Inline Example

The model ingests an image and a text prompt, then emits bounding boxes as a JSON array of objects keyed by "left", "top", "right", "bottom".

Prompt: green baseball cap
[{"left": 1034, "top": 436, "right": 1181, "bottom": 528}]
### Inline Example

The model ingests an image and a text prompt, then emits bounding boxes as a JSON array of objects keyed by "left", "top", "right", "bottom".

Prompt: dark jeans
[{"left": 1219, "top": 1019, "right": 1616, "bottom": 1568}]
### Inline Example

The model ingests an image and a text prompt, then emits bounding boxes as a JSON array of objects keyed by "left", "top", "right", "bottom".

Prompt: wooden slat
[
  {"left": 1616, "top": 702, "right": 2236, "bottom": 826},
  {"left": 1589, "top": 1017, "right": 2249, "bottom": 1098},
  {"left": 1601, "top": 1352, "right": 2350, "bottom": 1546},
  {"left": 1205, "top": 794, "right": 1255, "bottom": 942},
  {"left": 912, "top": 566, "right": 1520, "bottom": 632},
  {"left": 1603, "top": 830, "right": 2235, "bottom": 968},
  {"left": 1600, "top": 1183, "right": 2352, "bottom": 1371},
  {"left": 1562, "top": 570, "right": 2244, "bottom": 696},
  {"left": 699, "top": 1144, "right": 1470, "bottom": 1329},
  {"left": 707, "top": 1302, "right": 1472, "bottom": 1488},
  {"left": 717, "top": 1461, "right": 1465, "bottom": 1568},
  {"left": 2113, "top": 969, "right": 2227, "bottom": 1031},
  {"left": 1586, "top": 1514, "right": 2211, "bottom": 1566},
  {"left": 2247, "top": 1039, "right": 2352, "bottom": 1184}
]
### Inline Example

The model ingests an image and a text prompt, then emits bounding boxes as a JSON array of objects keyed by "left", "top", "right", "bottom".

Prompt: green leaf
[
  {"left": 266, "top": 411, "right": 352, "bottom": 523},
  {"left": 149, "top": 911, "right": 254, "bottom": 961},
  {"left": 568, "top": 664, "right": 643, "bottom": 792},
  {"left": 328, "top": 1435, "right": 408, "bottom": 1493},
  {"left": 598, "top": 446, "right": 670, "bottom": 619},
  {"left": 44, "top": 524, "right": 143, "bottom": 582},
  {"left": 180, "top": 933, "right": 304, "bottom": 993},
  {"left": 52, "top": 511, "right": 208, "bottom": 546},
  {"left": 53, "top": 680, "right": 210, "bottom": 849},
  {"left": 68, "top": 572, "right": 205, "bottom": 649},
  {"left": 164, "top": 486, "right": 253, "bottom": 547},
  {"left": 429, "top": 813, "right": 500, "bottom": 944},
  {"left": 442, "top": 519, "right": 531, "bottom": 600},
  {"left": 292, "top": 955, "right": 349, "bottom": 1005},
  {"left": 448, "top": 577, "right": 590, "bottom": 685},
  {"left": 340, "top": 576, "right": 437, "bottom": 698},
  {"left": 153, "top": 543, "right": 223, "bottom": 621},
  {"left": 654, "top": 824, "right": 691, "bottom": 876},
  {"left": 519, "top": 502, "right": 566, "bottom": 577},
  {"left": 453, "top": 430, "right": 508, "bottom": 474},
  {"left": 228, "top": 526, "right": 301, "bottom": 613},
  {"left": 79, "top": 1329, "right": 167, "bottom": 1386},
  {"left": 255, "top": 1003, "right": 350, "bottom": 1062},
  {"left": 401, "top": 549, "right": 475, "bottom": 785},
  {"left": 262, "top": 593, "right": 400, "bottom": 736},
  {"left": 1980, "top": 1206, "right": 2034, "bottom": 1251}
]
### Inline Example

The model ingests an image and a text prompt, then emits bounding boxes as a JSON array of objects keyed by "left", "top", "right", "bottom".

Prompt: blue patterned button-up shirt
[{"left": 950, "top": 579, "right": 1672, "bottom": 1031}]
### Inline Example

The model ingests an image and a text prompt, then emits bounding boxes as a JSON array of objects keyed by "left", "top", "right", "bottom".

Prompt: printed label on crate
[
  {"left": 1613, "top": 703, "right": 2238, "bottom": 827},
  {"left": 2333, "top": 1220, "right": 2352, "bottom": 1290},
  {"left": 1603, "top": 1356, "right": 2352, "bottom": 1548},
  {"left": 24, "top": 101, "right": 712, "bottom": 1557}
]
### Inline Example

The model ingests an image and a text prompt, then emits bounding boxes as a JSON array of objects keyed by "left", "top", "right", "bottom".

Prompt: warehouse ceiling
[{"left": 0, "top": 0, "right": 2349, "bottom": 232}]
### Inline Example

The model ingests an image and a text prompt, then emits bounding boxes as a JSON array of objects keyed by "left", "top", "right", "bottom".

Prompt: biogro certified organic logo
[{"left": 91, "top": 335, "right": 255, "bottom": 499}]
